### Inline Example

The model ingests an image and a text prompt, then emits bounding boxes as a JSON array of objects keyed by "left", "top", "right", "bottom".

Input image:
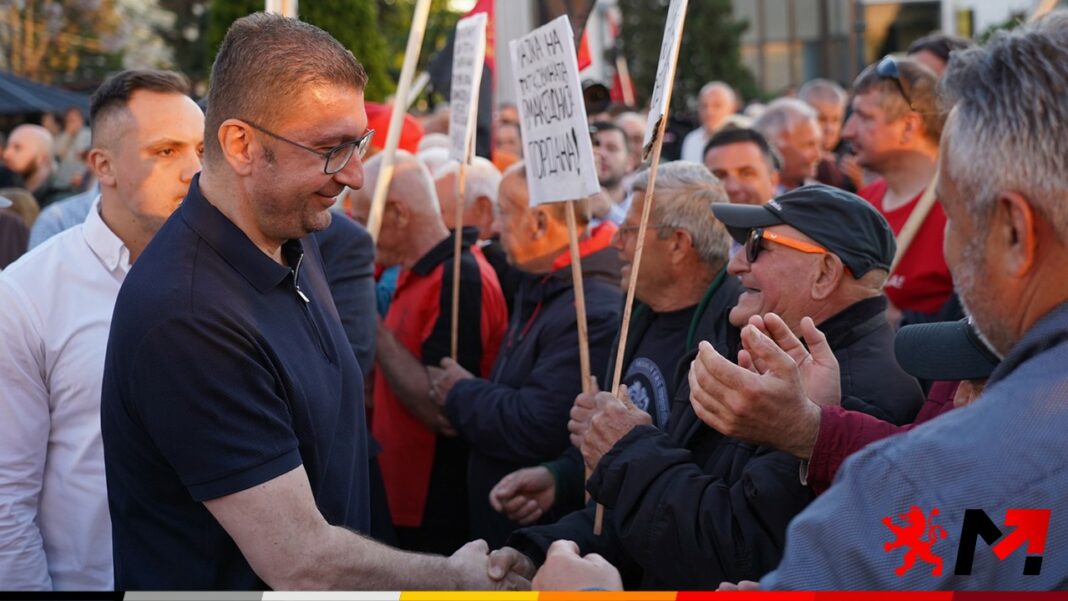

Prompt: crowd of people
[{"left": 1, "top": 8, "right": 1067, "bottom": 592}]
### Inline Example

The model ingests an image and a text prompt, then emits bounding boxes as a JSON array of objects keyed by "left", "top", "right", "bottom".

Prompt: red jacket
[{"left": 806, "top": 380, "right": 959, "bottom": 494}]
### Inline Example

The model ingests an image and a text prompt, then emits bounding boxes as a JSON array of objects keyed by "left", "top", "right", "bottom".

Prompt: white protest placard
[
  {"left": 509, "top": 15, "right": 600, "bottom": 205},
  {"left": 642, "top": 0, "right": 689, "bottom": 158},
  {"left": 448, "top": 13, "right": 487, "bottom": 162}
]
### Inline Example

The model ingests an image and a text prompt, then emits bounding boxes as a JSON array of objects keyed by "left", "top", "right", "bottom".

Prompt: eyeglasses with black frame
[
  {"left": 242, "top": 119, "right": 375, "bottom": 175},
  {"left": 876, "top": 55, "right": 916, "bottom": 111},
  {"left": 744, "top": 227, "right": 829, "bottom": 264}
]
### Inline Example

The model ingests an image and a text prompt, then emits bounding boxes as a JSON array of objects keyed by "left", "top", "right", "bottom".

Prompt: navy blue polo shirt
[{"left": 100, "top": 175, "right": 370, "bottom": 590}]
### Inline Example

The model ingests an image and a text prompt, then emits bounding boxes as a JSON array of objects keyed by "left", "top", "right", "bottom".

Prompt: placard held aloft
[{"left": 509, "top": 15, "right": 600, "bottom": 206}]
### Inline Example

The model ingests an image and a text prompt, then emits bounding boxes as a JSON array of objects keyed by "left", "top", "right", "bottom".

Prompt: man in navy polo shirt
[{"left": 101, "top": 13, "right": 526, "bottom": 591}]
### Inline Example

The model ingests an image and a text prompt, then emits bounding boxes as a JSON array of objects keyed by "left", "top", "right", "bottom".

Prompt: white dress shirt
[
  {"left": 0, "top": 197, "right": 125, "bottom": 590},
  {"left": 680, "top": 127, "right": 710, "bottom": 164}
]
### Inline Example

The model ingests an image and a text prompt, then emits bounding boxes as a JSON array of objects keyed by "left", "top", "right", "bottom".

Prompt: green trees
[
  {"left": 205, "top": 0, "right": 392, "bottom": 100},
  {"left": 205, "top": 0, "right": 460, "bottom": 102},
  {"left": 617, "top": 0, "right": 757, "bottom": 110}
]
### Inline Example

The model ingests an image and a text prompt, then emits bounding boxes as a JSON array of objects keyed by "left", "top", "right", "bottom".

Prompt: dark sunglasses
[{"left": 876, "top": 55, "right": 915, "bottom": 111}]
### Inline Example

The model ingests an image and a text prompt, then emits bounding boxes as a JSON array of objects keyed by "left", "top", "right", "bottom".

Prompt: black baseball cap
[
  {"left": 894, "top": 319, "right": 1000, "bottom": 381},
  {"left": 711, "top": 184, "right": 896, "bottom": 278}
]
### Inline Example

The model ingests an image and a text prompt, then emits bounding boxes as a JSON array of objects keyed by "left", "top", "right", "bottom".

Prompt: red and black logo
[{"left": 882, "top": 506, "right": 1051, "bottom": 577}]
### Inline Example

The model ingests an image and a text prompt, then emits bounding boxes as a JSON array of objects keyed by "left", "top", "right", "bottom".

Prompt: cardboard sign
[
  {"left": 642, "top": 0, "right": 689, "bottom": 158},
  {"left": 448, "top": 13, "right": 488, "bottom": 162},
  {"left": 509, "top": 15, "right": 600, "bottom": 205}
]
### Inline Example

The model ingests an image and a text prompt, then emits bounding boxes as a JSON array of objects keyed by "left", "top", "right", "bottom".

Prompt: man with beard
[
  {"left": 99, "top": 13, "right": 526, "bottom": 591},
  {"left": 2, "top": 125, "right": 68, "bottom": 207},
  {"left": 590, "top": 121, "right": 631, "bottom": 224}
]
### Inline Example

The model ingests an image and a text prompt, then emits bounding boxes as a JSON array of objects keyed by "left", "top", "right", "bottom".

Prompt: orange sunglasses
[{"left": 745, "top": 227, "right": 828, "bottom": 263}]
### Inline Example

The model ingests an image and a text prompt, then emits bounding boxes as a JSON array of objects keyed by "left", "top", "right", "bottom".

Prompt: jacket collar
[
  {"left": 987, "top": 300, "right": 1068, "bottom": 386},
  {"left": 411, "top": 227, "right": 479, "bottom": 276},
  {"left": 816, "top": 295, "right": 888, "bottom": 350},
  {"left": 179, "top": 173, "right": 301, "bottom": 294},
  {"left": 549, "top": 221, "right": 617, "bottom": 271}
]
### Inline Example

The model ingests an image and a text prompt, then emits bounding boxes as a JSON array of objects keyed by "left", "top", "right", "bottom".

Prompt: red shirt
[
  {"left": 372, "top": 229, "right": 508, "bottom": 527},
  {"left": 858, "top": 178, "right": 954, "bottom": 314}
]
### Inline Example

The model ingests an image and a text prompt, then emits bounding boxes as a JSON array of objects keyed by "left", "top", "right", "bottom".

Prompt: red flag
[
  {"left": 465, "top": 0, "right": 495, "bottom": 73},
  {"left": 577, "top": 30, "right": 592, "bottom": 71}
]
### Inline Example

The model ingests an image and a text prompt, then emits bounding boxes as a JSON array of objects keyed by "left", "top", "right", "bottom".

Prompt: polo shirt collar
[
  {"left": 411, "top": 226, "right": 479, "bottom": 276},
  {"left": 180, "top": 173, "right": 300, "bottom": 293},
  {"left": 82, "top": 194, "right": 131, "bottom": 276}
]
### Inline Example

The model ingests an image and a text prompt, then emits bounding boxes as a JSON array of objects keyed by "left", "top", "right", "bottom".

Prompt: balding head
[
  {"left": 435, "top": 157, "right": 502, "bottom": 239},
  {"left": 3, "top": 125, "right": 54, "bottom": 184},
  {"left": 698, "top": 82, "right": 739, "bottom": 133},
  {"left": 363, "top": 150, "right": 449, "bottom": 268}
]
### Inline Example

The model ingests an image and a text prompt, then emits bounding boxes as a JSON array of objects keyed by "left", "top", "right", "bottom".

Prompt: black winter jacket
[
  {"left": 444, "top": 246, "right": 622, "bottom": 548},
  {"left": 507, "top": 294, "right": 923, "bottom": 589}
]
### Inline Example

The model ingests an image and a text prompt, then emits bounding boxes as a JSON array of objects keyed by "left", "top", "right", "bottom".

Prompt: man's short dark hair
[
  {"left": 852, "top": 57, "right": 944, "bottom": 143},
  {"left": 702, "top": 127, "right": 782, "bottom": 172},
  {"left": 907, "top": 32, "right": 975, "bottom": 64},
  {"left": 204, "top": 12, "right": 369, "bottom": 163},
  {"left": 89, "top": 69, "right": 191, "bottom": 143},
  {"left": 589, "top": 120, "right": 626, "bottom": 141}
]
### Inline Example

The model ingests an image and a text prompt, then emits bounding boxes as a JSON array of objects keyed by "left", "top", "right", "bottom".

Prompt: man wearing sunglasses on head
[
  {"left": 841, "top": 56, "right": 956, "bottom": 324},
  {"left": 100, "top": 13, "right": 527, "bottom": 591}
]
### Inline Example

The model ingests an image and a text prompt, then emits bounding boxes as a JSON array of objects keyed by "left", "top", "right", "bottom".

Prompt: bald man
[
  {"left": 680, "top": 82, "right": 739, "bottom": 163},
  {"left": 434, "top": 156, "right": 501, "bottom": 241},
  {"left": 368, "top": 151, "right": 509, "bottom": 555},
  {"left": 2, "top": 124, "right": 67, "bottom": 207}
]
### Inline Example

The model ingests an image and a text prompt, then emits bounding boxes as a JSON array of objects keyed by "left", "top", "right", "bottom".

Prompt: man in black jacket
[
  {"left": 487, "top": 161, "right": 741, "bottom": 525},
  {"left": 429, "top": 163, "right": 622, "bottom": 548},
  {"left": 491, "top": 184, "right": 923, "bottom": 589}
]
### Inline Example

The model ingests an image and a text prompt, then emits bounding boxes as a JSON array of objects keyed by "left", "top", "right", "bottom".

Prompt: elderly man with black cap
[{"left": 490, "top": 184, "right": 924, "bottom": 590}]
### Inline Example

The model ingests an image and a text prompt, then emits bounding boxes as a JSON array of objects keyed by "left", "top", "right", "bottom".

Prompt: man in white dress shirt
[
  {"left": 0, "top": 69, "right": 203, "bottom": 590},
  {"left": 679, "top": 82, "right": 739, "bottom": 164}
]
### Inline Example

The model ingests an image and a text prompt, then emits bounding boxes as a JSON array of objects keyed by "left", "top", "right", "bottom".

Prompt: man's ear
[
  {"left": 474, "top": 196, "right": 495, "bottom": 232},
  {"left": 900, "top": 112, "right": 924, "bottom": 146},
  {"left": 86, "top": 148, "right": 116, "bottom": 188},
  {"left": 385, "top": 198, "right": 409, "bottom": 229},
  {"left": 671, "top": 229, "right": 694, "bottom": 264},
  {"left": 993, "top": 192, "right": 1039, "bottom": 278},
  {"left": 216, "top": 119, "right": 255, "bottom": 176},
  {"left": 811, "top": 252, "right": 846, "bottom": 300},
  {"left": 532, "top": 206, "right": 549, "bottom": 240}
]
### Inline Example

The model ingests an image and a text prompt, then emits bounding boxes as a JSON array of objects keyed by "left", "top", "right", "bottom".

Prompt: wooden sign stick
[
  {"left": 611, "top": 120, "right": 670, "bottom": 396},
  {"left": 565, "top": 199, "right": 606, "bottom": 534},
  {"left": 366, "top": 0, "right": 432, "bottom": 242},
  {"left": 566, "top": 200, "right": 593, "bottom": 393},
  {"left": 450, "top": 158, "right": 469, "bottom": 360}
]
